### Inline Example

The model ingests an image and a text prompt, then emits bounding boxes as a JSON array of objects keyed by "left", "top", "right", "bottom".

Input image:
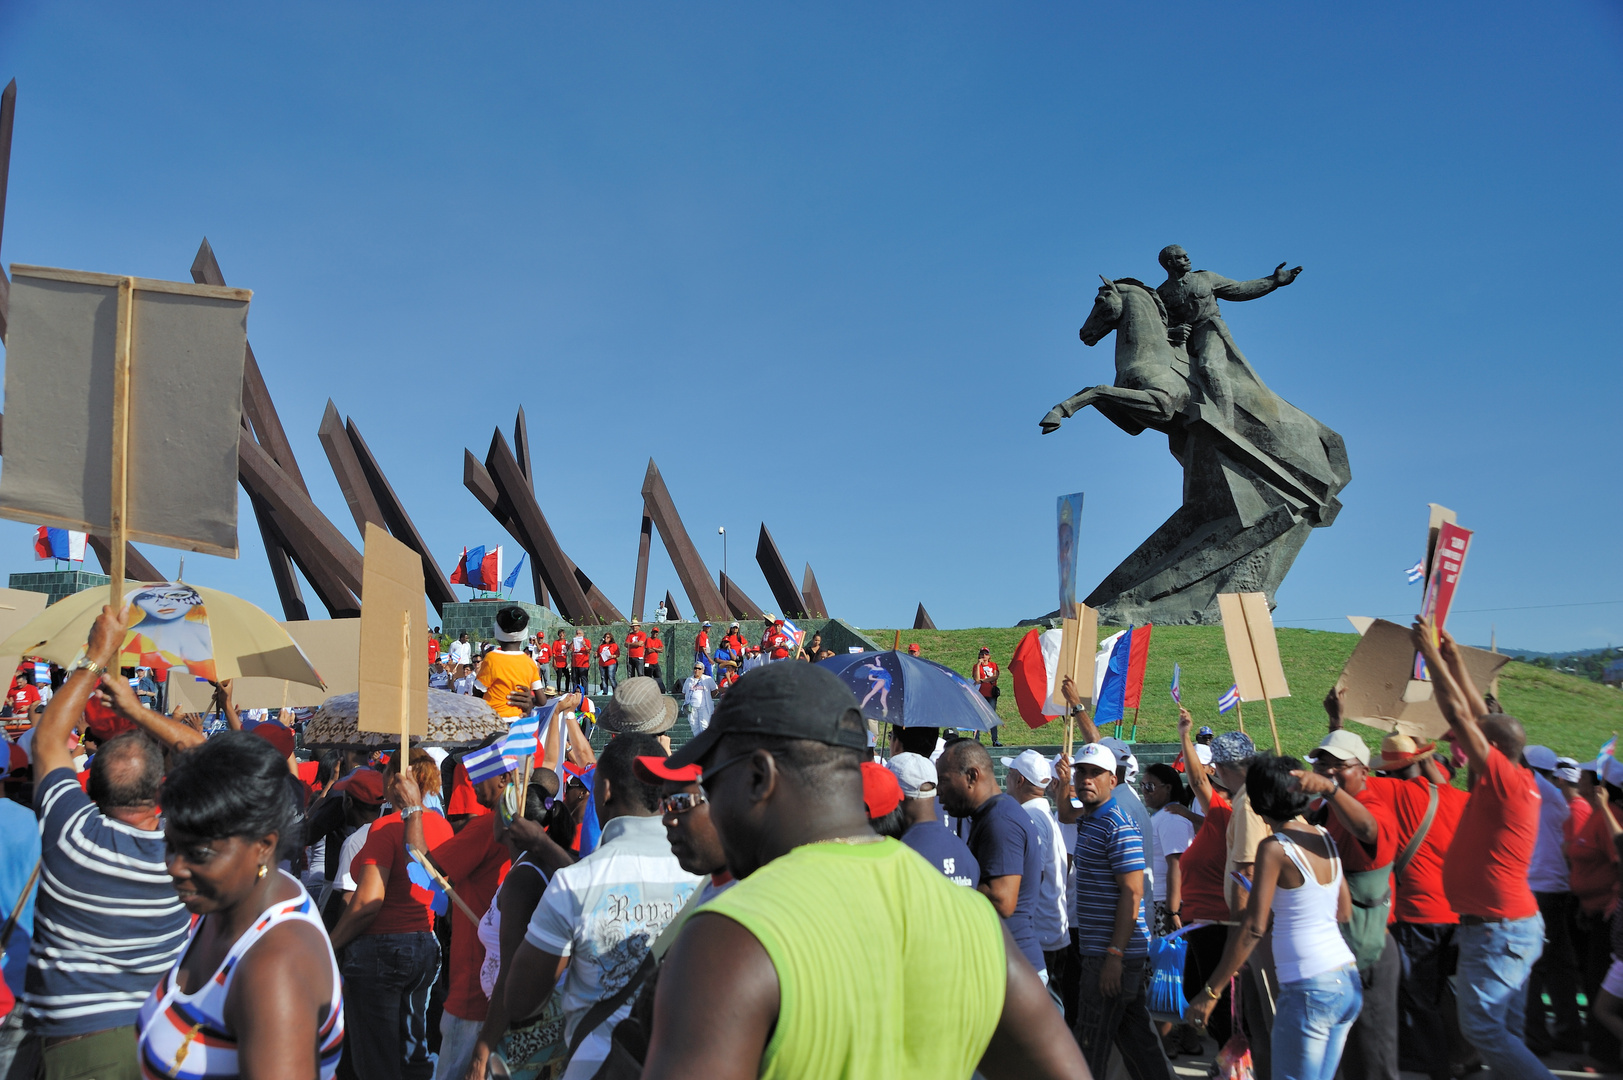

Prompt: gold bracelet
[{"left": 1204, "top": 984, "right": 1221, "bottom": 1000}]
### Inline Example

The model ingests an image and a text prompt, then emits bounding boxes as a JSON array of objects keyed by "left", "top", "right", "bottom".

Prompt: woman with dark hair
[
  {"left": 1185, "top": 755, "right": 1361, "bottom": 1080},
  {"left": 138, "top": 732, "right": 345, "bottom": 1080}
]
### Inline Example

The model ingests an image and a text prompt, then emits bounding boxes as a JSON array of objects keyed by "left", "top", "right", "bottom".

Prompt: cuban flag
[
  {"left": 779, "top": 617, "right": 804, "bottom": 649},
  {"left": 1218, "top": 684, "right": 1241, "bottom": 714},
  {"left": 502, "top": 708, "right": 545, "bottom": 759},
  {"left": 1406, "top": 559, "right": 1425, "bottom": 585},
  {"left": 1170, "top": 663, "right": 1181, "bottom": 704},
  {"left": 33, "top": 527, "right": 86, "bottom": 562},
  {"left": 462, "top": 742, "right": 516, "bottom": 785},
  {"left": 1600, "top": 735, "right": 1617, "bottom": 768}
]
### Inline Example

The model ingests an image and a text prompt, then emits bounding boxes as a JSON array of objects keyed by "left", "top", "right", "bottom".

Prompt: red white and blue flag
[
  {"left": 449, "top": 546, "right": 504, "bottom": 591},
  {"left": 33, "top": 527, "right": 86, "bottom": 562},
  {"left": 1170, "top": 663, "right": 1181, "bottom": 704},
  {"left": 1218, "top": 684, "right": 1241, "bottom": 713}
]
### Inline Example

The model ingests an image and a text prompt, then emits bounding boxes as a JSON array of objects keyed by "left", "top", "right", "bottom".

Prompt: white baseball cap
[
  {"left": 1001, "top": 749, "right": 1053, "bottom": 788},
  {"left": 886, "top": 753, "right": 938, "bottom": 798},
  {"left": 1074, "top": 742, "right": 1118, "bottom": 775},
  {"left": 1193, "top": 743, "right": 1213, "bottom": 766}
]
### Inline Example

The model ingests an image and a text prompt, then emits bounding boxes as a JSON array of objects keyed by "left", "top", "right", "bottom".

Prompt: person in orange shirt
[
  {"left": 597, "top": 633, "right": 621, "bottom": 696},
  {"left": 625, "top": 622, "right": 647, "bottom": 678},
  {"left": 645, "top": 629, "right": 665, "bottom": 691},
  {"left": 723, "top": 623, "right": 748, "bottom": 658},
  {"left": 474, "top": 606, "right": 542, "bottom": 720}
]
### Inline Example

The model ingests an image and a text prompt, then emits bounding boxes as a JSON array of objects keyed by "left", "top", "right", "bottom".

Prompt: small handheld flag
[
  {"left": 780, "top": 617, "right": 804, "bottom": 648},
  {"left": 462, "top": 742, "right": 515, "bottom": 785},
  {"left": 1218, "top": 684, "right": 1241, "bottom": 714},
  {"left": 502, "top": 711, "right": 543, "bottom": 758},
  {"left": 1170, "top": 663, "right": 1181, "bottom": 704},
  {"left": 1406, "top": 559, "right": 1425, "bottom": 585},
  {"left": 1600, "top": 734, "right": 1617, "bottom": 768}
]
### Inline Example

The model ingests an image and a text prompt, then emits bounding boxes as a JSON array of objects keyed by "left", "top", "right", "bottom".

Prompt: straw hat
[
  {"left": 598, "top": 676, "right": 678, "bottom": 734},
  {"left": 1378, "top": 732, "right": 1436, "bottom": 770}
]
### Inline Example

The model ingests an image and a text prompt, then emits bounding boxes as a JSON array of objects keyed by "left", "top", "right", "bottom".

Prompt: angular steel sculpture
[
  {"left": 0, "top": 78, "right": 14, "bottom": 340},
  {"left": 509, "top": 407, "right": 546, "bottom": 608},
  {"left": 719, "top": 572, "right": 767, "bottom": 621},
  {"left": 664, "top": 590, "right": 683, "bottom": 622},
  {"left": 639, "top": 460, "right": 728, "bottom": 622},
  {"left": 631, "top": 510, "right": 653, "bottom": 621},
  {"left": 755, "top": 524, "right": 808, "bottom": 619},
  {"left": 913, "top": 603, "right": 937, "bottom": 631},
  {"left": 1039, "top": 246, "right": 1350, "bottom": 625},
  {"left": 319, "top": 401, "right": 385, "bottom": 534},
  {"left": 192, "top": 239, "right": 361, "bottom": 619},
  {"left": 801, "top": 563, "right": 828, "bottom": 619}
]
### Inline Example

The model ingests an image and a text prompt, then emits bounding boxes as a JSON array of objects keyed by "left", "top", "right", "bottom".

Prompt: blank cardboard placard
[
  {"left": 0, "top": 266, "right": 249, "bottom": 556},
  {"left": 165, "top": 619, "right": 361, "bottom": 711},
  {"left": 1046, "top": 603, "right": 1098, "bottom": 714},
  {"left": 358, "top": 523, "right": 427, "bottom": 736},
  {"left": 1337, "top": 618, "right": 1510, "bottom": 740},
  {"left": 1218, "top": 592, "right": 1290, "bottom": 702}
]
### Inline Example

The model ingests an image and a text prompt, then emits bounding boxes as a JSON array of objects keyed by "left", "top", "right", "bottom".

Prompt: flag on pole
[
  {"left": 1170, "top": 663, "right": 1181, "bottom": 704},
  {"left": 503, "top": 552, "right": 527, "bottom": 591},
  {"left": 1122, "top": 625, "right": 1153, "bottom": 710},
  {"left": 448, "top": 547, "right": 469, "bottom": 585},
  {"left": 1600, "top": 734, "right": 1617, "bottom": 769},
  {"left": 502, "top": 709, "right": 544, "bottom": 758},
  {"left": 33, "top": 527, "right": 86, "bottom": 562},
  {"left": 462, "top": 742, "right": 516, "bottom": 784},
  {"left": 1405, "top": 559, "right": 1425, "bottom": 584},
  {"left": 779, "top": 617, "right": 804, "bottom": 648},
  {"left": 1093, "top": 628, "right": 1135, "bottom": 725},
  {"left": 1218, "top": 684, "right": 1241, "bottom": 714}
]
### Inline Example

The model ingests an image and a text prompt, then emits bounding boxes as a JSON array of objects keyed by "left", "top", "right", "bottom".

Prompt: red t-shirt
[
  {"left": 445, "top": 763, "right": 483, "bottom": 817},
  {"left": 432, "top": 811, "right": 510, "bottom": 1021},
  {"left": 1566, "top": 792, "right": 1593, "bottom": 849},
  {"left": 428, "top": 639, "right": 440, "bottom": 664},
  {"left": 1568, "top": 801, "right": 1619, "bottom": 914},
  {"left": 552, "top": 641, "right": 569, "bottom": 669},
  {"left": 355, "top": 811, "right": 456, "bottom": 936},
  {"left": 1324, "top": 776, "right": 1399, "bottom": 874},
  {"left": 1386, "top": 776, "right": 1467, "bottom": 925},
  {"left": 1180, "top": 792, "right": 1234, "bottom": 923},
  {"left": 645, "top": 637, "right": 663, "bottom": 664},
  {"left": 8, "top": 684, "right": 39, "bottom": 714},
  {"left": 626, "top": 632, "right": 646, "bottom": 659},
  {"left": 1443, "top": 748, "right": 1540, "bottom": 920}
]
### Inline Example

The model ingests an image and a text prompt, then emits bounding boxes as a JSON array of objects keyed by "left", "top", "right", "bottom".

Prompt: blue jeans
[
  {"left": 1272, "top": 964, "right": 1362, "bottom": 1080},
  {"left": 341, "top": 931, "right": 441, "bottom": 1080},
  {"left": 1454, "top": 914, "right": 1556, "bottom": 1080}
]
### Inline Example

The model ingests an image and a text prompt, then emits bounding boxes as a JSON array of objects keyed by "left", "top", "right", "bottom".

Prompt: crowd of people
[{"left": 0, "top": 600, "right": 1618, "bottom": 1080}]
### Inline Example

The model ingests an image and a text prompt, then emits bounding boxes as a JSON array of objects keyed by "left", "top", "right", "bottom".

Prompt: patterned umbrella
[
  {"left": 815, "top": 651, "right": 1000, "bottom": 732},
  {"left": 301, "top": 688, "right": 507, "bottom": 750}
]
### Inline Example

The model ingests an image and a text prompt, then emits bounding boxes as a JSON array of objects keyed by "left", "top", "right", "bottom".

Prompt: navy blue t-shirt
[
  {"left": 901, "top": 820, "right": 980, "bottom": 888},
  {"left": 965, "top": 792, "right": 1044, "bottom": 972}
]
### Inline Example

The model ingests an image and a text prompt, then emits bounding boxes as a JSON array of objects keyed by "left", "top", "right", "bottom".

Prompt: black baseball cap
[{"left": 668, "top": 661, "right": 867, "bottom": 769}]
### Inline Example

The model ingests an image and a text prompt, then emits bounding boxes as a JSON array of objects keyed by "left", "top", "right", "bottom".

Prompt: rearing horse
[{"left": 1039, "top": 276, "right": 1191, "bottom": 437}]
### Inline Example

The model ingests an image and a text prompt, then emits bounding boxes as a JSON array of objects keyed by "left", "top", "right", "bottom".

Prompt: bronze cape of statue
[{"left": 1040, "top": 245, "right": 1350, "bottom": 626}]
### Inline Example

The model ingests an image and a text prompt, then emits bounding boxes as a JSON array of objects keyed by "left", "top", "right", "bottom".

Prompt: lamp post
[{"left": 718, "top": 526, "right": 727, "bottom": 583}]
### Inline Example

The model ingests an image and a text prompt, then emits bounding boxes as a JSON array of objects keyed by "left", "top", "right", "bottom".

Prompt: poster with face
[
  {"left": 1057, "top": 492, "right": 1084, "bottom": 617},
  {"left": 119, "top": 584, "right": 216, "bottom": 683}
]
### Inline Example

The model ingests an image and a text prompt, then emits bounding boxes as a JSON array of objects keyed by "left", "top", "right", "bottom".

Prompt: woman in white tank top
[{"left": 1184, "top": 755, "right": 1363, "bottom": 1080}]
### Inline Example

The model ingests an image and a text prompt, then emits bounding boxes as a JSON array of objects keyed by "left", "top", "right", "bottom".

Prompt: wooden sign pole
[
  {"left": 108, "top": 276, "right": 135, "bottom": 608},
  {"left": 400, "top": 611, "right": 412, "bottom": 753},
  {"left": 1235, "top": 699, "right": 1245, "bottom": 735},
  {"left": 1237, "top": 603, "right": 1282, "bottom": 753}
]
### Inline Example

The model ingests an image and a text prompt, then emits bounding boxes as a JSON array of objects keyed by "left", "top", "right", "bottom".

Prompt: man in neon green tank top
[{"left": 641, "top": 662, "right": 1085, "bottom": 1079}]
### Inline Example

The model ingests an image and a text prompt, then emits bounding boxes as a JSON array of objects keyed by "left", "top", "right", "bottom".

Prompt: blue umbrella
[{"left": 816, "top": 651, "right": 1001, "bottom": 732}]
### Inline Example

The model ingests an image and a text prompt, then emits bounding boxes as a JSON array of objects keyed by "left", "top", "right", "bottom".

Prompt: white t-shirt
[
  {"left": 335, "top": 823, "right": 374, "bottom": 892},
  {"left": 449, "top": 640, "right": 473, "bottom": 666},
  {"left": 453, "top": 674, "right": 477, "bottom": 696},
  {"left": 1058, "top": 820, "right": 1078, "bottom": 908},
  {"left": 1150, "top": 806, "right": 1197, "bottom": 904},
  {"left": 525, "top": 815, "right": 701, "bottom": 1080},
  {"left": 1020, "top": 796, "right": 1070, "bottom": 952}
]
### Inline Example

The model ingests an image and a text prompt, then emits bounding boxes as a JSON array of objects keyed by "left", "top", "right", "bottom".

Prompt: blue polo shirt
[
  {"left": 1071, "top": 789, "right": 1150, "bottom": 958},
  {"left": 965, "top": 792, "right": 1043, "bottom": 972}
]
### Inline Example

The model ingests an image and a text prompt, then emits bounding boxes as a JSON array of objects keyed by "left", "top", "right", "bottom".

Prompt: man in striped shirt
[{"left": 23, "top": 606, "right": 196, "bottom": 1080}]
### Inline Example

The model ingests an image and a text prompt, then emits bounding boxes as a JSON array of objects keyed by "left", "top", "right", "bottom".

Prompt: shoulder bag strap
[
  {"left": 1393, "top": 782, "right": 1440, "bottom": 881},
  {"left": 567, "top": 949, "right": 657, "bottom": 1058}
]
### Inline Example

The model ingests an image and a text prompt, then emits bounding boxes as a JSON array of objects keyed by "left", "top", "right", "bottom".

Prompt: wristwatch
[{"left": 69, "top": 658, "right": 104, "bottom": 678}]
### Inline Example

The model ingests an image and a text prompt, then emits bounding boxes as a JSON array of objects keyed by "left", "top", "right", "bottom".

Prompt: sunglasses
[
  {"left": 698, "top": 751, "right": 756, "bottom": 792},
  {"left": 661, "top": 790, "right": 707, "bottom": 815}
]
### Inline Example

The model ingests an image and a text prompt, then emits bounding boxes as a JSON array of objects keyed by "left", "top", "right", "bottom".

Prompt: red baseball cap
[
  {"left": 634, "top": 755, "right": 702, "bottom": 784},
  {"left": 336, "top": 768, "right": 385, "bottom": 806},
  {"left": 860, "top": 760, "right": 903, "bottom": 819},
  {"left": 250, "top": 720, "right": 295, "bottom": 759}
]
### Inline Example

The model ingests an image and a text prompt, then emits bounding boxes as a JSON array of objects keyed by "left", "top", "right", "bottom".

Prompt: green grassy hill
[{"left": 871, "top": 624, "right": 1623, "bottom": 763}]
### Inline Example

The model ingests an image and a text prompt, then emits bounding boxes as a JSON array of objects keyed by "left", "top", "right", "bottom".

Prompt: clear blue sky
[{"left": 1, "top": 2, "right": 1620, "bottom": 651}]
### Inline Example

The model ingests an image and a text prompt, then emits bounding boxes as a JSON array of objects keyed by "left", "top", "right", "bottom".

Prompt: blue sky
[{"left": 1, "top": 2, "right": 1620, "bottom": 651}]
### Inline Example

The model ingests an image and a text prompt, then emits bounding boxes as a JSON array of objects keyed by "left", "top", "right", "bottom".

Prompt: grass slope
[{"left": 873, "top": 625, "right": 1623, "bottom": 762}]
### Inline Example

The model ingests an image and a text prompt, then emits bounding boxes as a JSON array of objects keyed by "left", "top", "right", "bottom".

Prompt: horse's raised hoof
[{"left": 1039, "top": 407, "right": 1065, "bottom": 434}]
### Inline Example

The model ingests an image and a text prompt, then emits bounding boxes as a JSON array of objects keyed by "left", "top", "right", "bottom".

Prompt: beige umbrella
[
  {"left": 302, "top": 689, "right": 506, "bottom": 750},
  {"left": 0, "top": 581, "right": 324, "bottom": 688}
]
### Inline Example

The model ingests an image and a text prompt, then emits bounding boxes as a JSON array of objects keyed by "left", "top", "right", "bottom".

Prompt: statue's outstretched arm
[{"left": 1210, "top": 263, "right": 1302, "bottom": 301}]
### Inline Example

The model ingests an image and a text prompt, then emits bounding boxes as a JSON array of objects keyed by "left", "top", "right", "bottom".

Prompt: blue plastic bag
[{"left": 1145, "top": 924, "right": 1194, "bottom": 1022}]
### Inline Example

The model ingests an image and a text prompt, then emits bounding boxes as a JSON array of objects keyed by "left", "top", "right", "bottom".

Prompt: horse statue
[{"left": 1037, "top": 268, "right": 1350, "bottom": 626}]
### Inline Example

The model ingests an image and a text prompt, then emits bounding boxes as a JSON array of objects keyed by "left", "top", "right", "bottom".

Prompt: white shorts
[{"left": 1603, "top": 958, "right": 1623, "bottom": 999}]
